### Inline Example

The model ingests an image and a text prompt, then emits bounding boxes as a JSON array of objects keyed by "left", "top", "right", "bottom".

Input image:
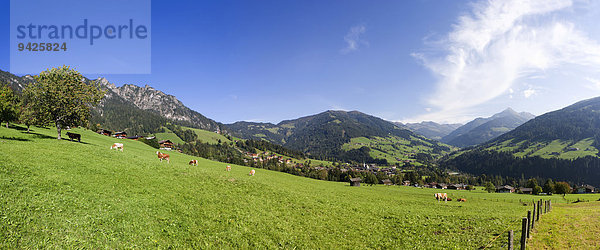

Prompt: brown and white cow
[
  {"left": 434, "top": 193, "right": 448, "bottom": 202},
  {"left": 156, "top": 151, "right": 170, "bottom": 163},
  {"left": 249, "top": 169, "right": 255, "bottom": 176},
  {"left": 189, "top": 160, "right": 198, "bottom": 166},
  {"left": 110, "top": 143, "right": 124, "bottom": 151},
  {"left": 226, "top": 165, "right": 231, "bottom": 171}
]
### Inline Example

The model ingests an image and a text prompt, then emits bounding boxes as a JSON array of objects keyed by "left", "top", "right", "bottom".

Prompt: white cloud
[
  {"left": 584, "top": 77, "right": 600, "bottom": 90},
  {"left": 410, "top": 0, "right": 600, "bottom": 123},
  {"left": 523, "top": 87, "right": 536, "bottom": 98},
  {"left": 341, "top": 24, "right": 368, "bottom": 54}
]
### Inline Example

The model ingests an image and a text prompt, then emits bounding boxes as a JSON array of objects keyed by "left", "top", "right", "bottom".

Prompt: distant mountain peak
[{"left": 442, "top": 108, "right": 535, "bottom": 147}]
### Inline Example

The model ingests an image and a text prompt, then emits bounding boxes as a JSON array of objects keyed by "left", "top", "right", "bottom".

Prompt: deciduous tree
[
  {"left": 27, "top": 66, "right": 104, "bottom": 139},
  {"left": 0, "top": 84, "right": 18, "bottom": 128}
]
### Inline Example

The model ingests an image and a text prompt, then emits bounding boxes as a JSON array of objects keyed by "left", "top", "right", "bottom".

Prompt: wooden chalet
[
  {"left": 113, "top": 132, "right": 127, "bottom": 139},
  {"left": 519, "top": 187, "right": 533, "bottom": 194},
  {"left": 381, "top": 179, "right": 393, "bottom": 186},
  {"left": 350, "top": 178, "right": 362, "bottom": 187},
  {"left": 158, "top": 140, "right": 174, "bottom": 149},
  {"left": 496, "top": 185, "right": 515, "bottom": 193},
  {"left": 97, "top": 129, "right": 112, "bottom": 136},
  {"left": 447, "top": 184, "right": 466, "bottom": 190},
  {"left": 576, "top": 185, "right": 595, "bottom": 194}
]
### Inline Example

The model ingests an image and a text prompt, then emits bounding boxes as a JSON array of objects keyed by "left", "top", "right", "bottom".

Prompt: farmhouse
[
  {"left": 576, "top": 185, "right": 595, "bottom": 194},
  {"left": 113, "top": 131, "right": 127, "bottom": 138},
  {"left": 381, "top": 179, "right": 393, "bottom": 186},
  {"left": 97, "top": 129, "right": 112, "bottom": 136},
  {"left": 519, "top": 187, "right": 533, "bottom": 194},
  {"left": 350, "top": 178, "right": 362, "bottom": 187},
  {"left": 159, "top": 140, "right": 174, "bottom": 149},
  {"left": 402, "top": 180, "right": 411, "bottom": 186},
  {"left": 496, "top": 185, "right": 515, "bottom": 193},
  {"left": 447, "top": 184, "right": 466, "bottom": 190},
  {"left": 126, "top": 136, "right": 142, "bottom": 140}
]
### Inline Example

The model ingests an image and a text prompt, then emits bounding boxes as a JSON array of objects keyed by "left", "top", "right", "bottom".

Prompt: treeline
[
  {"left": 236, "top": 139, "right": 306, "bottom": 159},
  {"left": 442, "top": 149, "right": 600, "bottom": 186},
  {"left": 180, "top": 141, "right": 246, "bottom": 165},
  {"left": 165, "top": 123, "right": 198, "bottom": 143},
  {"left": 89, "top": 96, "right": 167, "bottom": 135}
]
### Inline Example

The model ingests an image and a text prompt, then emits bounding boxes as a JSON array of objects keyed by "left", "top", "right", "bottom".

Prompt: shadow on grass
[
  {"left": 62, "top": 138, "right": 91, "bottom": 145},
  {"left": 28, "top": 132, "right": 56, "bottom": 140},
  {"left": 0, "top": 136, "right": 31, "bottom": 142}
]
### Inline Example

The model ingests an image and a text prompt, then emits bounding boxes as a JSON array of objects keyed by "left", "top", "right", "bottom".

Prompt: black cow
[{"left": 66, "top": 132, "right": 81, "bottom": 142}]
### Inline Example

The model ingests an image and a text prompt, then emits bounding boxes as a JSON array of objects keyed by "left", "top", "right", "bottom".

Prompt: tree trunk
[
  {"left": 56, "top": 123, "right": 62, "bottom": 140},
  {"left": 27, "top": 125, "right": 30, "bottom": 133}
]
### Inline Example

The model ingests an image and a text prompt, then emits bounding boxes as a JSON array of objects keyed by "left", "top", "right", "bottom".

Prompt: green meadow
[{"left": 1, "top": 125, "right": 598, "bottom": 248}]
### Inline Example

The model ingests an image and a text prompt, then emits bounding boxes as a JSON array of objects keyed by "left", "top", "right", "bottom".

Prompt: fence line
[{"left": 482, "top": 199, "right": 553, "bottom": 250}]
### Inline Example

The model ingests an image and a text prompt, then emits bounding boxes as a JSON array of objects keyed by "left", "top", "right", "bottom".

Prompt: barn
[
  {"left": 97, "top": 129, "right": 112, "bottom": 136},
  {"left": 159, "top": 140, "right": 174, "bottom": 149},
  {"left": 113, "top": 132, "right": 127, "bottom": 139}
]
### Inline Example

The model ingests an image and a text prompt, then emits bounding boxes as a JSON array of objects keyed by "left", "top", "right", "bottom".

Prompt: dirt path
[{"left": 528, "top": 201, "right": 600, "bottom": 249}]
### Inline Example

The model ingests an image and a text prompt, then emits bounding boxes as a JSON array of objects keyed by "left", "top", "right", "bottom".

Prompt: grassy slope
[
  {"left": 182, "top": 126, "right": 233, "bottom": 145},
  {"left": 1, "top": 125, "right": 599, "bottom": 248},
  {"left": 342, "top": 136, "right": 448, "bottom": 165},
  {"left": 485, "top": 138, "right": 598, "bottom": 160},
  {"left": 529, "top": 201, "right": 600, "bottom": 249},
  {"left": 153, "top": 127, "right": 185, "bottom": 145}
]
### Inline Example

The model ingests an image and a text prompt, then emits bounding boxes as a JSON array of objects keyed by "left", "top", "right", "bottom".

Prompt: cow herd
[
  {"left": 109, "top": 142, "right": 256, "bottom": 175},
  {"left": 434, "top": 193, "right": 467, "bottom": 203}
]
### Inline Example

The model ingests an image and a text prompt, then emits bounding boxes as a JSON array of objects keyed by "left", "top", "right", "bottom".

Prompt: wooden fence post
[
  {"left": 508, "top": 230, "right": 514, "bottom": 250},
  {"left": 536, "top": 200, "right": 541, "bottom": 221},
  {"left": 531, "top": 207, "right": 536, "bottom": 230},
  {"left": 527, "top": 210, "right": 532, "bottom": 238},
  {"left": 521, "top": 217, "right": 528, "bottom": 250},
  {"left": 549, "top": 200, "right": 552, "bottom": 211}
]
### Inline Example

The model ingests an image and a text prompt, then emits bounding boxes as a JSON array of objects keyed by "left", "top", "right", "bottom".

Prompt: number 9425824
[{"left": 18, "top": 43, "right": 67, "bottom": 52}]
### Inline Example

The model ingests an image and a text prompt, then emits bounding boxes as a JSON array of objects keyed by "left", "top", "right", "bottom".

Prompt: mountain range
[
  {"left": 402, "top": 121, "right": 462, "bottom": 141},
  {"left": 227, "top": 110, "right": 453, "bottom": 163},
  {"left": 442, "top": 97, "right": 600, "bottom": 186},
  {"left": 440, "top": 108, "right": 535, "bottom": 148}
]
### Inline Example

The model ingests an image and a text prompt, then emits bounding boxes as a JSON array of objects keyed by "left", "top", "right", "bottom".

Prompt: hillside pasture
[{"left": 1, "top": 125, "right": 599, "bottom": 248}]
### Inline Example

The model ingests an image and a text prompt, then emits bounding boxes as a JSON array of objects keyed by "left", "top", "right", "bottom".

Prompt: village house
[
  {"left": 97, "top": 129, "right": 112, "bottom": 136},
  {"left": 519, "top": 187, "right": 533, "bottom": 194},
  {"left": 158, "top": 140, "right": 174, "bottom": 150},
  {"left": 496, "top": 185, "right": 515, "bottom": 193},
  {"left": 576, "top": 184, "right": 595, "bottom": 194},
  {"left": 381, "top": 179, "right": 393, "bottom": 186},
  {"left": 113, "top": 131, "right": 127, "bottom": 139},
  {"left": 402, "top": 180, "right": 411, "bottom": 186},
  {"left": 447, "top": 184, "right": 466, "bottom": 190}
]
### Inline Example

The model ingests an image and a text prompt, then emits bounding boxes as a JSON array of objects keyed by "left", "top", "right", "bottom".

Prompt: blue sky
[{"left": 2, "top": 0, "right": 600, "bottom": 124}]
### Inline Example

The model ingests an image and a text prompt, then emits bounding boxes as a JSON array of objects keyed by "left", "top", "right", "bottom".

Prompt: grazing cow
[
  {"left": 249, "top": 169, "right": 255, "bottom": 176},
  {"left": 226, "top": 165, "right": 231, "bottom": 171},
  {"left": 458, "top": 198, "right": 467, "bottom": 202},
  {"left": 156, "top": 151, "right": 170, "bottom": 163},
  {"left": 66, "top": 132, "right": 81, "bottom": 142},
  {"left": 189, "top": 159, "right": 198, "bottom": 166},
  {"left": 434, "top": 193, "right": 448, "bottom": 202},
  {"left": 110, "top": 143, "right": 124, "bottom": 151}
]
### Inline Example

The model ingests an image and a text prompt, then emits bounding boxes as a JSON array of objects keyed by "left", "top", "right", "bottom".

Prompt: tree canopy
[
  {"left": 0, "top": 84, "right": 18, "bottom": 128},
  {"left": 27, "top": 66, "right": 104, "bottom": 139}
]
